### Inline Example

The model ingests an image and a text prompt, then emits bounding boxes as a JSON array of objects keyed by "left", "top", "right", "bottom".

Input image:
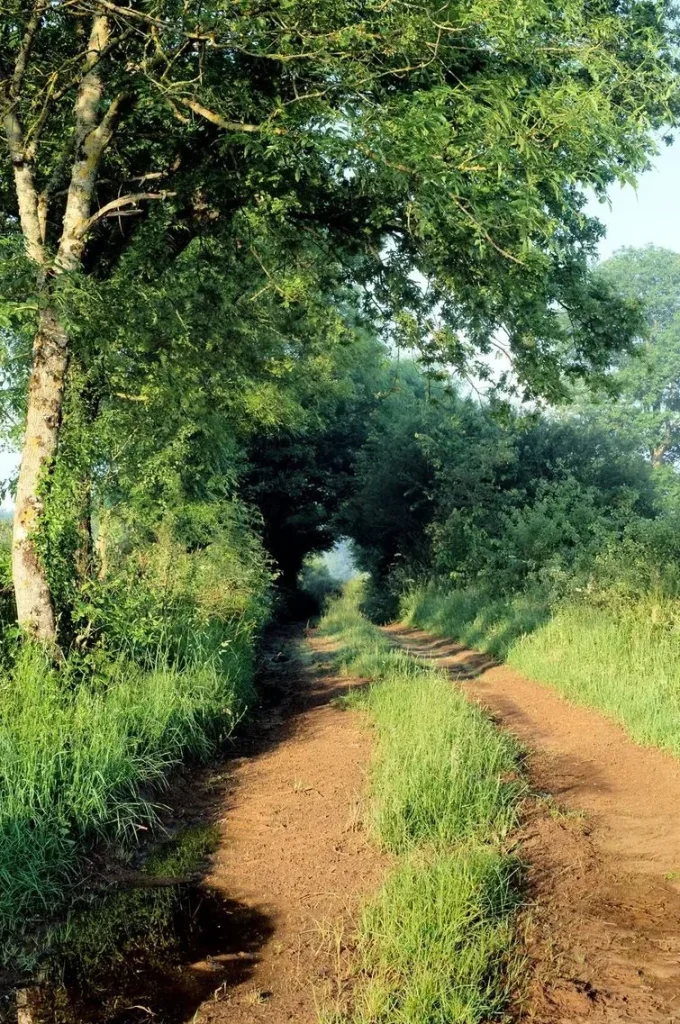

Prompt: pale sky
[
  {"left": 1, "top": 143, "right": 678, "bottom": 501},
  {"left": 589, "top": 142, "right": 680, "bottom": 260}
]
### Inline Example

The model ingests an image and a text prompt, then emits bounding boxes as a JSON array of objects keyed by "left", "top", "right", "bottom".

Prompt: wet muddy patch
[{"left": 3, "top": 827, "right": 273, "bottom": 1024}]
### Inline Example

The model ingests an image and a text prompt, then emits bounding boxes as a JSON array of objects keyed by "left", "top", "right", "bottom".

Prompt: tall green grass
[
  {"left": 402, "top": 584, "right": 550, "bottom": 662},
  {"left": 510, "top": 600, "right": 680, "bottom": 756},
  {"left": 319, "top": 585, "right": 523, "bottom": 1024},
  {"left": 0, "top": 633, "right": 254, "bottom": 969},
  {"left": 403, "top": 582, "right": 680, "bottom": 760},
  {"left": 352, "top": 849, "right": 518, "bottom": 1024},
  {"left": 350, "top": 658, "right": 520, "bottom": 852}
]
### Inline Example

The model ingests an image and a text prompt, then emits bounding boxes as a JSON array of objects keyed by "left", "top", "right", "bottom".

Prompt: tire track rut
[{"left": 386, "top": 624, "right": 680, "bottom": 1024}]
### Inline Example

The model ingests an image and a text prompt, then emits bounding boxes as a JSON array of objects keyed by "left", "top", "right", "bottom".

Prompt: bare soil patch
[
  {"left": 200, "top": 631, "right": 388, "bottom": 1023},
  {"left": 386, "top": 624, "right": 680, "bottom": 1023}
]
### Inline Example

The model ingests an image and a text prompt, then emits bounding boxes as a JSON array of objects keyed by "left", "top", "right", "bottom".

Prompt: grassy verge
[
  {"left": 401, "top": 584, "right": 551, "bottom": 662},
  {"left": 318, "top": 584, "right": 524, "bottom": 1023},
  {"left": 403, "top": 583, "right": 680, "bottom": 759},
  {"left": 0, "top": 629, "right": 255, "bottom": 971}
]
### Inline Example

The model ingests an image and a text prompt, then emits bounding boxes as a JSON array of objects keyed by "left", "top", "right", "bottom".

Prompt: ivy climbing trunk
[{"left": 12, "top": 307, "right": 69, "bottom": 639}]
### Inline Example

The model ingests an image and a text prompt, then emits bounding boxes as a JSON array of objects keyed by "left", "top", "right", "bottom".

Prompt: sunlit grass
[
  {"left": 403, "top": 583, "right": 680, "bottom": 760},
  {"left": 401, "top": 584, "right": 550, "bottom": 662},
  {"left": 350, "top": 657, "right": 521, "bottom": 851},
  {"left": 509, "top": 601, "right": 680, "bottom": 756},
  {"left": 319, "top": 584, "right": 523, "bottom": 1024},
  {"left": 347, "top": 848, "right": 520, "bottom": 1024}
]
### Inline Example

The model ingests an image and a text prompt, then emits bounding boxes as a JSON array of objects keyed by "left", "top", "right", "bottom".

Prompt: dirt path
[
  {"left": 31, "top": 630, "right": 385, "bottom": 1024},
  {"left": 190, "top": 629, "right": 387, "bottom": 1024},
  {"left": 386, "top": 624, "right": 680, "bottom": 1024}
]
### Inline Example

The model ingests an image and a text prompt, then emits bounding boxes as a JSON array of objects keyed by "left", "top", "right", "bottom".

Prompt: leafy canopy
[
  {"left": 579, "top": 247, "right": 680, "bottom": 466},
  {"left": 1, "top": 0, "right": 678, "bottom": 397}
]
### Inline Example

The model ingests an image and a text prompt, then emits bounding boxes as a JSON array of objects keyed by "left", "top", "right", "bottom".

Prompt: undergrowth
[
  {"left": 402, "top": 583, "right": 680, "bottom": 760},
  {"left": 318, "top": 583, "right": 524, "bottom": 1024},
  {"left": 401, "top": 585, "right": 551, "bottom": 662},
  {"left": 0, "top": 509, "right": 272, "bottom": 971},
  {"left": 0, "top": 625, "right": 256, "bottom": 972}
]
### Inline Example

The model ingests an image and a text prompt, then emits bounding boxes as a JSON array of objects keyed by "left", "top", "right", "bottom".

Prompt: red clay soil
[
  {"left": 385, "top": 624, "right": 680, "bottom": 1024},
  {"left": 190, "top": 629, "right": 387, "bottom": 1024}
]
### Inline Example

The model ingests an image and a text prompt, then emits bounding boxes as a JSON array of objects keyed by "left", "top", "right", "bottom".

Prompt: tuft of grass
[
  {"left": 508, "top": 600, "right": 680, "bottom": 757},
  {"left": 319, "top": 584, "right": 524, "bottom": 1024},
  {"left": 348, "top": 848, "right": 520, "bottom": 1024},
  {"left": 401, "top": 584, "right": 549, "bottom": 662},
  {"left": 347, "top": 658, "right": 520, "bottom": 852},
  {"left": 403, "top": 583, "right": 680, "bottom": 762}
]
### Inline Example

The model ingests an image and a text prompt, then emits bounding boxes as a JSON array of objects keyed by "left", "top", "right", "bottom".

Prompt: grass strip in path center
[{"left": 317, "top": 584, "right": 525, "bottom": 1024}]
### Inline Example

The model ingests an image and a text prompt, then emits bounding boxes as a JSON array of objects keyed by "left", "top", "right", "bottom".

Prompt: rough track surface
[
  {"left": 196, "top": 630, "right": 387, "bottom": 1023},
  {"left": 29, "top": 630, "right": 385, "bottom": 1024}
]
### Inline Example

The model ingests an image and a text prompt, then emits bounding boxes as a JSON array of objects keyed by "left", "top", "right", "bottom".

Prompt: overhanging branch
[
  {"left": 82, "top": 190, "right": 177, "bottom": 233},
  {"left": 175, "top": 96, "right": 287, "bottom": 135}
]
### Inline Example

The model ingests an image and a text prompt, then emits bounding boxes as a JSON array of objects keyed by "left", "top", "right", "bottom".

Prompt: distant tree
[
  {"left": 341, "top": 364, "right": 437, "bottom": 583},
  {"left": 243, "top": 331, "right": 387, "bottom": 592},
  {"left": 344, "top": 366, "right": 660, "bottom": 596},
  {"left": 592, "top": 247, "right": 680, "bottom": 466}
]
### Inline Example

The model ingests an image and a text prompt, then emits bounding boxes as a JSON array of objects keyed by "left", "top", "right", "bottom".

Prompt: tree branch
[
  {"left": 91, "top": 0, "right": 164, "bottom": 28},
  {"left": 0, "top": 84, "right": 46, "bottom": 266},
  {"left": 56, "top": 14, "right": 115, "bottom": 271},
  {"left": 175, "top": 96, "right": 287, "bottom": 135},
  {"left": 24, "top": 25, "right": 135, "bottom": 157},
  {"left": 449, "top": 195, "right": 525, "bottom": 266},
  {"left": 91, "top": 0, "right": 218, "bottom": 41},
  {"left": 11, "top": 1, "right": 47, "bottom": 99},
  {"left": 83, "top": 190, "right": 177, "bottom": 233}
]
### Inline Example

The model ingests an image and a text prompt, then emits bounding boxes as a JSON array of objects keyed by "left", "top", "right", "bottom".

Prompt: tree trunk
[
  {"left": 4, "top": 14, "right": 114, "bottom": 640},
  {"left": 11, "top": 306, "right": 69, "bottom": 639}
]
